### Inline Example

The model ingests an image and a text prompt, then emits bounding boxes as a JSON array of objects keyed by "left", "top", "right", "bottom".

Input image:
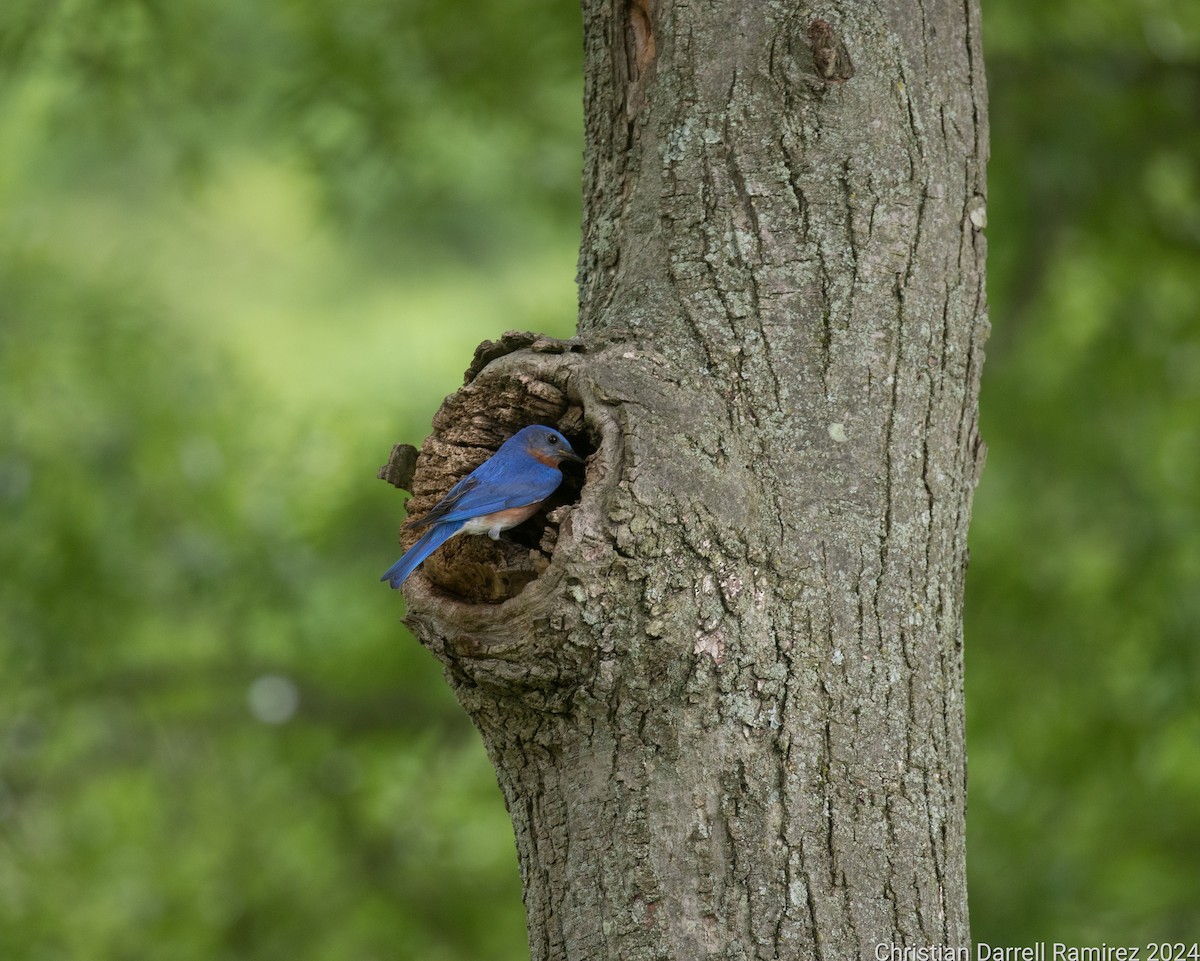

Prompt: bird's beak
[{"left": 561, "top": 450, "right": 585, "bottom": 465}]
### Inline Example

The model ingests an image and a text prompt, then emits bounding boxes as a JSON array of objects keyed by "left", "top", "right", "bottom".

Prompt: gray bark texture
[{"left": 391, "top": 0, "right": 988, "bottom": 957}]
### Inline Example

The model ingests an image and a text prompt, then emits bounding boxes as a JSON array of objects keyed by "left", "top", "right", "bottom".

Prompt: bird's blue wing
[
  {"left": 408, "top": 474, "right": 483, "bottom": 529},
  {"left": 407, "top": 448, "right": 565, "bottom": 529}
]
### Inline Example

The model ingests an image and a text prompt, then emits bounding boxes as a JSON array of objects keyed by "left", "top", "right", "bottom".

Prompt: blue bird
[{"left": 381, "top": 425, "right": 583, "bottom": 589}]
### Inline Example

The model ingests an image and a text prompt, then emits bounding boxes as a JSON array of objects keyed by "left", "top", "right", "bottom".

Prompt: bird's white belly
[{"left": 460, "top": 502, "right": 543, "bottom": 538}]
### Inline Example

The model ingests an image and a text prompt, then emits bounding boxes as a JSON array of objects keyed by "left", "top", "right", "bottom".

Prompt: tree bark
[{"left": 394, "top": 0, "right": 988, "bottom": 957}]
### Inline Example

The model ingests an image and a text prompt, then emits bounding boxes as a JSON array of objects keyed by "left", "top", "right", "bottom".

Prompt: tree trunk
[{"left": 395, "top": 0, "right": 988, "bottom": 957}]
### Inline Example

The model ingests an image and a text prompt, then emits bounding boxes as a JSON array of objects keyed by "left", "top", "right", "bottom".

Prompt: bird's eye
[{"left": 547, "top": 434, "right": 559, "bottom": 444}]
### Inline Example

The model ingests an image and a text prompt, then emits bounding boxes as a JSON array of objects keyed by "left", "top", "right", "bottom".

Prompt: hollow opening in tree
[{"left": 402, "top": 378, "right": 596, "bottom": 606}]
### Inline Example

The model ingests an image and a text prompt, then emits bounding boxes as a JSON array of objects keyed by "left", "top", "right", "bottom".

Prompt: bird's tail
[{"left": 380, "top": 524, "right": 459, "bottom": 589}]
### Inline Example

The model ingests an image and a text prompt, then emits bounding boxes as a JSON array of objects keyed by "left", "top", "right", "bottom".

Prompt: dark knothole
[{"left": 386, "top": 400, "right": 596, "bottom": 606}]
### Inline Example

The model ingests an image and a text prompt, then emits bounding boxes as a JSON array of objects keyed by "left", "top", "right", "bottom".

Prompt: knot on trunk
[
  {"left": 403, "top": 376, "right": 587, "bottom": 605},
  {"left": 386, "top": 340, "right": 621, "bottom": 700}
]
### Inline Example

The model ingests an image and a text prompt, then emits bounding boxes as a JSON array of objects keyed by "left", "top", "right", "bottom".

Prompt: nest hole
[{"left": 402, "top": 393, "right": 597, "bottom": 606}]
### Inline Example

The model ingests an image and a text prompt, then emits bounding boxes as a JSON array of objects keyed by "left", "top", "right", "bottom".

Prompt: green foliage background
[{"left": 1, "top": 0, "right": 1196, "bottom": 956}]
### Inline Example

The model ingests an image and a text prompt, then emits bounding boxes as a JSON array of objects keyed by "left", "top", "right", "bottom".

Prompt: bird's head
[{"left": 517, "top": 425, "right": 584, "bottom": 467}]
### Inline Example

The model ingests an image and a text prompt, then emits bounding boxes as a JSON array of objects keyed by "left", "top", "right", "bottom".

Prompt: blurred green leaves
[
  {"left": 1, "top": 2, "right": 580, "bottom": 959},
  {"left": 968, "top": 0, "right": 1200, "bottom": 941},
  {"left": 0, "top": 0, "right": 583, "bottom": 256},
  {"left": 1, "top": 0, "right": 1198, "bottom": 956},
  {"left": 0, "top": 228, "right": 537, "bottom": 960}
]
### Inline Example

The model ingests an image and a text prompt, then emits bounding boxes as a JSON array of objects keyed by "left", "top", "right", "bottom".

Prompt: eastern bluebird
[{"left": 381, "top": 425, "right": 583, "bottom": 589}]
